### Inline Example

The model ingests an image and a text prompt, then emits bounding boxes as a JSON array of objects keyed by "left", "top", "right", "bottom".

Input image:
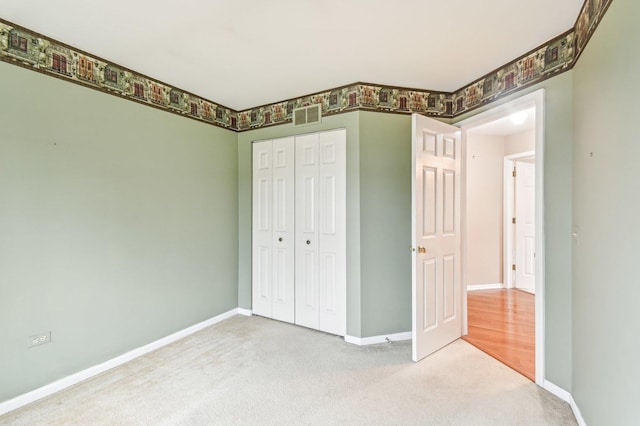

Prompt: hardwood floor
[{"left": 462, "top": 289, "right": 535, "bottom": 381}]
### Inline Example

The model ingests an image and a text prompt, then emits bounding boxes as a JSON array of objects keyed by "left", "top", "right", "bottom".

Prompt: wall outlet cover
[{"left": 28, "top": 332, "right": 51, "bottom": 348}]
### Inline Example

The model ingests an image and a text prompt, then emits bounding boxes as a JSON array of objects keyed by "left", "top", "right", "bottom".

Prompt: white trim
[
  {"left": 456, "top": 89, "right": 546, "bottom": 386},
  {"left": 344, "top": 331, "right": 412, "bottom": 346},
  {"left": 504, "top": 158, "right": 515, "bottom": 289},
  {"left": 543, "top": 381, "right": 587, "bottom": 426},
  {"left": 466, "top": 283, "right": 503, "bottom": 291},
  {"left": 237, "top": 308, "right": 253, "bottom": 317},
  {"left": 460, "top": 130, "right": 469, "bottom": 335},
  {"left": 0, "top": 308, "right": 241, "bottom": 416}
]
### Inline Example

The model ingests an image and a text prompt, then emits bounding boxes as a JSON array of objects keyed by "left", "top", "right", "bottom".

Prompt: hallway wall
[{"left": 466, "top": 134, "right": 505, "bottom": 286}]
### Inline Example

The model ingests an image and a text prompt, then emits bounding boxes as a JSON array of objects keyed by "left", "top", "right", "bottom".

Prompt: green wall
[
  {"left": 358, "top": 112, "right": 412, "bottom": 336},
  {"left": 572, "top": 0, "right": 639, "bottom": 423},
  {"left": 455, "top": 72, "right": 575, "bottom": 391},
  {"left": 0, "top": 61, "right": 239, "bottom": 402}
]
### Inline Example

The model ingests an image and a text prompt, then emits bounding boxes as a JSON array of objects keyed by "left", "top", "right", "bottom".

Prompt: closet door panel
[
  {"left": 252, "top": 137, "right": 295, "bottom": 322},
  {"left": 271, "top": 137, "right": 295, "bottom": 322},
  {"left": 295, "top": 134, "right": 320, "bottom": 330},
  {"left": 252, "top": 141, "right": 273, "bottom": 318},
  {"left": 317, "top": 130, "right": 346, "bottom": 336}
]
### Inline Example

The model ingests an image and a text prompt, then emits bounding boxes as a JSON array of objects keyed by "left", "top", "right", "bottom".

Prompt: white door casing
[
  {"left": 457, "top": 89, "right": 545, "bottom": 385},
  {"left": 515, "top": 160, "right": 535, "bottom": 293},
  {"left": 295, "top": 130, "right": 346, "bottom": 336},
  {"left": 252, "top": 137, "right": 295, "bottom": 323},
  {"left": 411, "top": 114, "right": 462, "bottom": 362}
]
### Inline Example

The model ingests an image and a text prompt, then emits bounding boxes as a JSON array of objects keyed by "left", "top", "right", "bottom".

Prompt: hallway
[{"left": 463, "top": 289, "right": 535, "bottom": 380}]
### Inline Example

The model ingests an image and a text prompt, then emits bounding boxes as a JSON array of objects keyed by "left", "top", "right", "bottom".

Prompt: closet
[{"left": 252, "top": 129, "right": 346, "bottom": 336}]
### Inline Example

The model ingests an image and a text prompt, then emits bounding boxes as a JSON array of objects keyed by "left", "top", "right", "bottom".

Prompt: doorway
[
  {"left": 505, "top": 153, "right": 536, "bottom": 293},
  {"left": 457, "top": 90, "right": 545, "bottom": 385}
]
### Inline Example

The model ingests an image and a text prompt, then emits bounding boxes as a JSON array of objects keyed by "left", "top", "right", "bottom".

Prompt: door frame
[
  {"left": 504, "top": 151, "right": 535, "bottom": 290},
  {"left": 250, "top": 128, "right": 348, "bottom": 336},
  {"left": 456, "top": 89, "right": 545, "bottom": 385}
]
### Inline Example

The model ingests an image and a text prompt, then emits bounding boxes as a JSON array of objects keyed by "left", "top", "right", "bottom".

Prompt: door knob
[
  {"left": 278, "top": 237, "right": 283, "bottom": 242},
  {"left": 418, "top": 246, "right": 427, "bottom": 254},
  {"left": 306, "top": 240, "right": 311, "bottom": 245}
]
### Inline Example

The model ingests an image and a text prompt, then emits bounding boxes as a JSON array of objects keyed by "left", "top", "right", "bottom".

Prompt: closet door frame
[{"left": 251, "top": 128, "right": 347, "bottom": 337}]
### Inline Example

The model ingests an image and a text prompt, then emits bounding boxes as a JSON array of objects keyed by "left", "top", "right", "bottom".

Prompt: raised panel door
[{"left": 412, "top": 114, "right": 462, "bottom": 362}]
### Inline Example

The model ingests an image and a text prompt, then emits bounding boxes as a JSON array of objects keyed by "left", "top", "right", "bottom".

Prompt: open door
[
  {"left": 515, "top": 159, "right": 536, "bottom": 293},
  {"left": 412, "top": 113, "right": 462, "bottom": 362}
]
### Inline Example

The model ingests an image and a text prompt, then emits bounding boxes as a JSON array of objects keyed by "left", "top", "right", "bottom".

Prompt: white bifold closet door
[
  {"left": 294, "top": 130, "right": 346, "bottom": 336},
  {"left": 251, "top": 129, "right": 346, "bottom": 336},
  {"left": 252, "top": 137, "right": 295, "bottom": 323}
]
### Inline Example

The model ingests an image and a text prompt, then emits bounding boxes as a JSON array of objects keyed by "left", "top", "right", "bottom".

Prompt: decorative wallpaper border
[
  {"left": 0, "top": 0, "right": 613, "bottom": 132},
  {"left": 235, "top": 83, "right": 452, "bottom": 131},
  {"left": 451, "top": 0, "right": 612, "bottom": 117},
  {"left": 450, "top": 29, "right": 576, "bottom": 117},
  {"left": 0, "top": 19, "right": 237, "bottom": 130},
  {"left": 574, "top": 0, "right": 613, "bottom": 61}
]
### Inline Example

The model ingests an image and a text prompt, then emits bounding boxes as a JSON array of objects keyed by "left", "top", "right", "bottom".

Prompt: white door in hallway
[
  {"left": 411, "top": 114, "right": 462, "bottom": 362},
  {"left": 252, "top": 137, "right": 295, "bottom": 323},
  {"left": 515, "top": 160, "right": 535, "bottom": 293},
  {"left": 295, "top": 130, "right": 346, "bottom": 336}
]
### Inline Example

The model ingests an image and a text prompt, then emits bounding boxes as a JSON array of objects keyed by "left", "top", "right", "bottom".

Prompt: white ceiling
[
  {"left": 0, "top": 0, "right": 583, "bottom": 111},
  {"left": 470, "top": 107, "right": 536, "bottom": 137}
]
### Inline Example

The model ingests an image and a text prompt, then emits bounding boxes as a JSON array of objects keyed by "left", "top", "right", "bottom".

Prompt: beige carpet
[{"left": 0, "top": 315, "right": 576, "bottom": 425}]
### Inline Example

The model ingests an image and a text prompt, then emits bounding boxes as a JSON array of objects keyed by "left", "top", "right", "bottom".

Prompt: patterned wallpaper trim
[
  {"left": 450, "top": 0, "right": 612, "bottom": 117},
  {"left": 0, "top": 19, "right": 237, "bottom": 130},
  {"left": 235, "top": 83, "right": 452, "bottom": 131},
  {"left": 0, "top": 0, "right": 612, "bottom": 132}
]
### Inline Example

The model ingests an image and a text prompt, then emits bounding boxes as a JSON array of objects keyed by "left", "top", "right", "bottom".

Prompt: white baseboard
[
  {"left": 0, "top": 308, "right": 241, "bottom": 417},
  {"left": 237, "top": 308, "right": 253, "bottom": 317},
  {"left": 543, "top": 380, "right": 586, "bottom": 426},
  {"left": 344, "top": 331, "right": 412, "bottom": 346},
  {"left": 467, "top": 283, "right": 504, "bottom": 291}
]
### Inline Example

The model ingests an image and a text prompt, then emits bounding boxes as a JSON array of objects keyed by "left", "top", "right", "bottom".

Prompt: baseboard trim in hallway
[
  {"left": 543, "top": 381, "right": 586, "bottom": 426},
  {"left": 0, "top": 307, "right": 242, "bottom": 416},
  {"left": 467, "top": 283, "right": 504, "bottom": 291}
]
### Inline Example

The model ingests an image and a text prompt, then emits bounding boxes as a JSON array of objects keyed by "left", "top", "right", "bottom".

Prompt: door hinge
[
  {"left": 512, "top": 217, "right": 516, "bottom": 224},
  {"left": 512, "top": 264, "right": 516, "bottom": 271},
  {"left": 512, "top": 170, "right": 517, "bottom": 178}
]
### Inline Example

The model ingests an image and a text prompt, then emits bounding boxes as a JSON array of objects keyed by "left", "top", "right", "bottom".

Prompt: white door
[
  {"left": 295, "top": 129, "right": 346, "bottom": 335},
  {"left": 294, "top": 134, "right": 319, "bottom": 329},
  {"left": 411, "top": 114, "right": 462, "bottom": 362},
  {"left": 252, "top": 137, "right": 295, "bottom": 322},
  {"left": 317, "top": 130, "right": 346, "bottom": 335},
  {"left": 515, "top": 160, "right": 535, "bottom": 293}
]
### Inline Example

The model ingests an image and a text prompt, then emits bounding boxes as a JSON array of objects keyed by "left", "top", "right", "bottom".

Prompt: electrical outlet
[{"left": 28, "top": 332, "right": 51, "bottom": 348}]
